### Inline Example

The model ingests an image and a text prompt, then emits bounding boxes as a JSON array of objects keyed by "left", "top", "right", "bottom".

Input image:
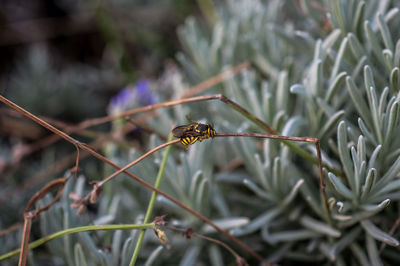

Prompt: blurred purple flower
[
  {"left": 135, "top": 79, "right": 154, "bottom": 106},
  {"left": 109, "top": 79, "right": 154, "bottom": 113},
  {"left": 109, "top": 88, "right": 134, "bottom": 111}
]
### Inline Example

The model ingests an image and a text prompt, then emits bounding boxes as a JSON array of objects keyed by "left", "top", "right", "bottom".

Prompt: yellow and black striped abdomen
[
  {"left": 180, "top": 135, "right": 199, "bottom": 145},
  {"left": 172, "top": 122, "right": 216, "bottom": 146}
]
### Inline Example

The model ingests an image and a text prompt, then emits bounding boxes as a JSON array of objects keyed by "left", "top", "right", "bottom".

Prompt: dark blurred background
[{"left": 0, "top": 0, "right": 197, "bottom": 120}]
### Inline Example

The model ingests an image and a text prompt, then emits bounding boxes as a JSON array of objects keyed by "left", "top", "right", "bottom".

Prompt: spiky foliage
[{"left": 175, "top": 1, "right": 400, "bottom": 264}]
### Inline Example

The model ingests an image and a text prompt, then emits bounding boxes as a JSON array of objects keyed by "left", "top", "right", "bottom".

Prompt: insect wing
[
  {"left": 172, "top": 124, "right": 203, "bottom": 137},
  {"left": 182, "top": 130, "right": 203, "bottom": 137},
  {"left": 172, "top": 125, "right": 189, "bottom": 138}
]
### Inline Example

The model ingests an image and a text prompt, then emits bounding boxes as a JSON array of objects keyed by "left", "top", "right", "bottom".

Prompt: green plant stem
[
  {"left": 0, "top": 223, "right": 155, "bottom": 261},
  {"left": 129, "top": 134, "right": 174, "bottom": 266}
]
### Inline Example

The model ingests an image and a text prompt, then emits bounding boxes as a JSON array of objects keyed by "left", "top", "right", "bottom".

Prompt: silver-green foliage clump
[
  {"left": 33, "top": 0, "right": 400, "bottom": 265},
  {"left": 176, "top": 0, "right": 400, "bottom": 264}
]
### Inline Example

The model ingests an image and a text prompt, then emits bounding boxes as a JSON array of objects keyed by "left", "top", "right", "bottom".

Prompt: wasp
[{"left": 172, "top": 122, "right": 216, "bottom": 146}]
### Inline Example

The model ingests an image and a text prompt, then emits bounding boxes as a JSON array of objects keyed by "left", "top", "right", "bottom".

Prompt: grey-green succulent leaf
[
  {"left": 361, "top": 219, "right": 399, "bottom": 246},
  {"left": 144, "top": 246, "right": 164, "bottom": 266},
  {"left": 230, "top": 208, "right": 281, "bottom": 237},
  {"left": 74, "top": 243, "right": 88, "bottom": 266},
  {"left": 366, "top": 234, "right": 383, "bottom": 266},
  {"left": 202, "top": 217, "right": 250, "bottom": 234},
  {"left": 328, "top": 172, "right": 355, "bottom": 200},
  {"left": 299, "top": 215, "right": 341, "bottom": 237}
]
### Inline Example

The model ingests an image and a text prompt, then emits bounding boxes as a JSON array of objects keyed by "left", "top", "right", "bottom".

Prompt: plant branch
[
  {"left": 18, "top": 212, "right": 33, "bottom": 266},
  {"left": 18, "top": 176, "right": 70, "bottom": 266},
  {"left": 97, "top": 139, "right": 180, "bottom": 188}
]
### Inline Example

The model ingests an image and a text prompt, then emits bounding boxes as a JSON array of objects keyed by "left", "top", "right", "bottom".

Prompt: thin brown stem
[
  {"left": 24, "top": 177, "right": 67, "bottom": 214},
  {"left": 315, "top": 140, "right": 332, "bottom": 225},
  {"left": 18, "top": 212, "right": 33, "bottom": 266},
  {"left": 17, "top": 176, "right": 69, "bottom": 266},
  {"left": 215, "top": 132, "right": 318, "bottom": 142},
  {"left": 97, "top": 139, "right": 180, "bottom": 187}
]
